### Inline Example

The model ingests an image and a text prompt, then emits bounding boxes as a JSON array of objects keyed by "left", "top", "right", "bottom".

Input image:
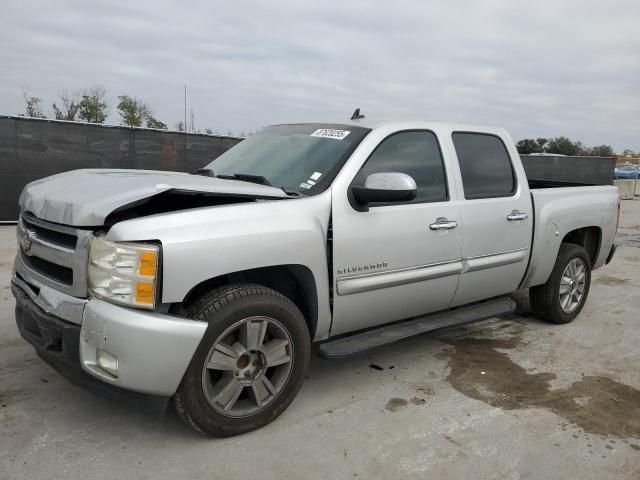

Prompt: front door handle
[
  {"left": 507, "top": 210, "right": 528, "bottom": 221},
  {"left": 429, "top": 217, "right": 458, "bottom": 230}
]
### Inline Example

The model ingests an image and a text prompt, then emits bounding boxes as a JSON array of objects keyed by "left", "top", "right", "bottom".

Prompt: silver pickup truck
[{"left": 12, "top": 120, "right": 619, "bottom": 436}]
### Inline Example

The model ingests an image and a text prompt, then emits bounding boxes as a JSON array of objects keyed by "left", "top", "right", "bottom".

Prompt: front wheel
[
  {"left": 529, "top": 243, "right": 591, "bottom": 324},
  {"left": 174, "top": 284, "right": 310, "bottom": 437}
]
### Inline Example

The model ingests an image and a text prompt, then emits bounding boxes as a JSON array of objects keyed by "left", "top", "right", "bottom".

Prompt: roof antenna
[{"left": 351, "top": 108, "right": 365, "bottom": 121}]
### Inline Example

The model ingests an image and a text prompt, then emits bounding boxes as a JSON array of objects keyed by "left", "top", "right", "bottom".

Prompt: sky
[{"left": 1, "top": 0, "right": 639, "bottom": 151}]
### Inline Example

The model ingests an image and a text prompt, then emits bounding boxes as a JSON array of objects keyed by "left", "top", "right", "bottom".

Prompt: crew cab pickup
[{"left": 12, "top": 120, "right": 619, "bottom": 436}]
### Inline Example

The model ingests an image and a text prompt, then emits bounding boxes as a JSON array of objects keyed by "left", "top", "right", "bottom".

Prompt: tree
[
  {"left": 535, "top": 138, "right": 547, "bottom": 151},
  {"left": 545, "top": 137, "right": 584, "bottom": 156},
  {"left": 175, "top": 121, "right": 185, "bottom": 132},
  {"left": 516, "top": 139, "right": 543, "bottom": 154},
  {"left": 23, "top": 91, "right": 46, "bottom": 118},
  {"left": 204, "top": 128, "right": 214, "bottom": 135},
  {"left": 146, "top": 116, "right": 167, "bottom": 129},
  {"left": 576, "top": 141, "right": 588, "bottom": 156},
  {"left": 622, "top": 149, "right": 636, "bottom": 157},
  {"left": 79, "top": 85, "right": 108, "bottom": 123},
  {"left": 587, "top": 145, "right": 615, "bottom": 157},
  {"left": 116, "top": 95, "right": 152, "bottom": 127},
  {"left": 518, "top": 136, "right": 618, "bottom": 157},
  {"left": 52, "top": 91, "right": 80, "bottom": 121}
]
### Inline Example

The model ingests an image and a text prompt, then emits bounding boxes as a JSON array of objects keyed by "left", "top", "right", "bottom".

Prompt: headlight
[{"left": 88, "top": 236, "right": 160, "bottom": 309}]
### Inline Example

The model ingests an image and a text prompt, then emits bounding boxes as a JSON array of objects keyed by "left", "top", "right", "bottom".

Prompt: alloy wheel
[
  {"left": 201, "top": 316, "right": 293, "bottom": 418},
  {"left": 559, "top": 258, "right": 586, "bottom": 313}
]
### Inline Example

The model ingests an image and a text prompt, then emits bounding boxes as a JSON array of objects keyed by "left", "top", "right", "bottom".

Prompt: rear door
[
  {"left": 330, "top": 129, "right": 463, "bottom": 336},
  {"left": 449, "top": 131, "right": 533, "bottom": 306}
]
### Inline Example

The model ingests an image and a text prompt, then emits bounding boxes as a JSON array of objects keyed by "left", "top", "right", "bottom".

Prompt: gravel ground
[{"left": 1, "top": 200, "right": 639, "bottom": 480}]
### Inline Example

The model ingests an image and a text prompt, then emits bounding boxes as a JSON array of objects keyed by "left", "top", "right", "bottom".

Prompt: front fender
[{"left": 106, "top": 192, "right": 333, "bottom": 340}]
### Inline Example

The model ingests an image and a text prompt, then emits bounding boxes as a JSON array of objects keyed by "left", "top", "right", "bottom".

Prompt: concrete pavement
[{"left": 1, "top": 201, "right": 639, "bottom": 479}]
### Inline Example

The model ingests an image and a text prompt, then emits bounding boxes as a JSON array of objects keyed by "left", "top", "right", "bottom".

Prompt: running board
[{"left": 318, "top": 297, "right": 516, "bottom": 359}]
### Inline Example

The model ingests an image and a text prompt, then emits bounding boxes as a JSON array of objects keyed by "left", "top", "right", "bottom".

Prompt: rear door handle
[
  {"left": 507, "top": 210, "right": 528, "bottom": 221},
  {"left": 429, "top": 217, "right": 458, "bottom": 230}
]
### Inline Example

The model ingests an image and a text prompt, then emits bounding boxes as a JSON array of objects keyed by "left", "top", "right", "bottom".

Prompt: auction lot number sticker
[{"left": 310, "top": 129, "right": 351, "bottom": 140}]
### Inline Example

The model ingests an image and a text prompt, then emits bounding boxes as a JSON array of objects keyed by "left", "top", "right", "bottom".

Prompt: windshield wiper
[
  {"left": 196, "top": 168, "right": 215, "bottom": 177},
  {"left": 280, "top": 187, "right": 303, "bottom": 197},
  {"left": 216, "top": 173, "right": 272, "bottom": 186},
  {"left": 222, "top": 174, "right": 303, "bottom": 197},
  {"left": 196, "top": 170, "right": 301, "bottom": 197}
]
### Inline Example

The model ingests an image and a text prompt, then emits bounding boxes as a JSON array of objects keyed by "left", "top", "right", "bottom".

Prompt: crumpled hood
[{"left": 19, "top": 169, "right": 289, "bottom": 226}]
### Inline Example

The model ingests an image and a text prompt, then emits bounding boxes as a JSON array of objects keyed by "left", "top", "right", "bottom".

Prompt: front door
[{"left": 330, "top": 130, "right": 463, "bottom": 336}]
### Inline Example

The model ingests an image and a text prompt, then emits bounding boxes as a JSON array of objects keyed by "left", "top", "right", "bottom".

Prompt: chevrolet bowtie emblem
[{"left": 19, "top": 229, "right": 33, "bottom": 255}]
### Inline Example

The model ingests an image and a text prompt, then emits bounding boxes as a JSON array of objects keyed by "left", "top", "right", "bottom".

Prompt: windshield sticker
[
  {"left": 299, "top": 182, "right": 313, "bottom": 190},
  {"left": 307, "top": 179, "right": 316, "bottom": 186},
  {"left": 310, "top": 171, "right": 322, "bottom": 180},
  {"left": 310, "top": 129, "right": 350, "bottom": 140}
]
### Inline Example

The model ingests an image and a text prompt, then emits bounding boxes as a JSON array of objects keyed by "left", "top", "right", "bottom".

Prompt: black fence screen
[
  {"left": 0, "top": 116, "right": 241, "bottom": 221},
  {"left": 1, "top": 116, "right": 616, "bottom": 222},
  {"left": 520, "top": 154, "right": 615, "bottom": 186}
]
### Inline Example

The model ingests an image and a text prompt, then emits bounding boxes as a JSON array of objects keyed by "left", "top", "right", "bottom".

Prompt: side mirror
[{"left": 351, "top": 172, "right": 417, "bottom": 207}]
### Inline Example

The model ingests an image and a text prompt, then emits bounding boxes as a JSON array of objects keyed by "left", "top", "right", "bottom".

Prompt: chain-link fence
[{"left": 0, "top": 116, "right": 241, "bottom": 221}]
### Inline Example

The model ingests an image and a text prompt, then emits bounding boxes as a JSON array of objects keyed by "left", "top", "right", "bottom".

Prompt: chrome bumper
[
  {"left": 80, "top": 299, "right": 206, "bottom": 396},
  {"left": 13, "top": 263, "right": 87, "bottom": 325},
  {"left": 12, "top": 274, "right": 207, "bottom": 397}
]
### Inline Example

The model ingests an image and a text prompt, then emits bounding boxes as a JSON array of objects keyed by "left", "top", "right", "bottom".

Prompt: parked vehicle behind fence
[{"left": 615, "top": 163, "right": 639, "bottom": 179}]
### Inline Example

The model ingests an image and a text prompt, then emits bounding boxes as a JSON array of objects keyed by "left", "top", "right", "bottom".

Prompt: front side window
[
  {"left": 452, "top": 132, "right": 516, "bottom": 199},
  {"left": 204, "top": 123, "right": 370, "bottom": 195},
  {"left": 354, "top": 131, "right": 448, "bottom": 204}
]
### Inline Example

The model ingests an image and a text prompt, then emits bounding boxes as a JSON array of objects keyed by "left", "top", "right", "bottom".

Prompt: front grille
[
  {"left": 21, "top": 215, "right": 78, "bottom": 249},
  {"left": 21, "top": 254, "right": 74, "bottom": 285},
  {"left": 16, "top": 213, "right": 93, "bottom": 297}
]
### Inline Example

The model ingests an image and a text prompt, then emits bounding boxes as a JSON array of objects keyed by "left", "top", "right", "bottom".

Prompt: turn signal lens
[
  {"left": 139, "top": 251, "right": 158, "bottom": 276},
  {"left": 135, "top": 282, "right": 155, "bottom": 305}
]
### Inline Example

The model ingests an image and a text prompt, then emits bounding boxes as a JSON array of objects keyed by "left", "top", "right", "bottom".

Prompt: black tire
[
  {"left": 529, "top": 243, "right": 591, "bottom": 324},
  {"left": 174, "top": 284, "right": 310, "bottom": 437}
]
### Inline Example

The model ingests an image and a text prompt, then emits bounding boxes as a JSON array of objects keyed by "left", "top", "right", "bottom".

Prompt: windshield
[{"left": 202, "top": 123, "right": 370, "bottom": 195}]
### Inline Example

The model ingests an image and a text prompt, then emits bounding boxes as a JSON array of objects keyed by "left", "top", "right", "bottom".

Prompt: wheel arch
[
  {"left": 177, "top": 265, "right": 319, "bottom": 339},
  {"left": 521, "top": 224, "right": 603, "bottom": 289},
  {"left": 561, "top": 226, "right": 602, "bottom": 267},
  {"left": 529, "top": 242, "right": 592, "bottom": 324}
]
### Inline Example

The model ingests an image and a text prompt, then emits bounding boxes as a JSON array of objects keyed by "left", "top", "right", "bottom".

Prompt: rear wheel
[
  {"left": 174, "top": 284, "right": 310, "bottom": 437},
  {"left": 530, "top": 243, "right": 591, "bottom": 324}
]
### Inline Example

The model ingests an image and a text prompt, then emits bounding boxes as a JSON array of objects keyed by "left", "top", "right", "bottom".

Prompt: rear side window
[
  {"left": 452, "top": 133, "right": 516, "bottom": 199},
  {"left": 355, "top": 130, "right": 448, "bottom": 204}
]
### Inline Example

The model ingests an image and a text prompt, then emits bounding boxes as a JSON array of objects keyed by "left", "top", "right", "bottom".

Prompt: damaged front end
[{"left": 19, "top": 168, "right": 290, "bottom": 227}]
